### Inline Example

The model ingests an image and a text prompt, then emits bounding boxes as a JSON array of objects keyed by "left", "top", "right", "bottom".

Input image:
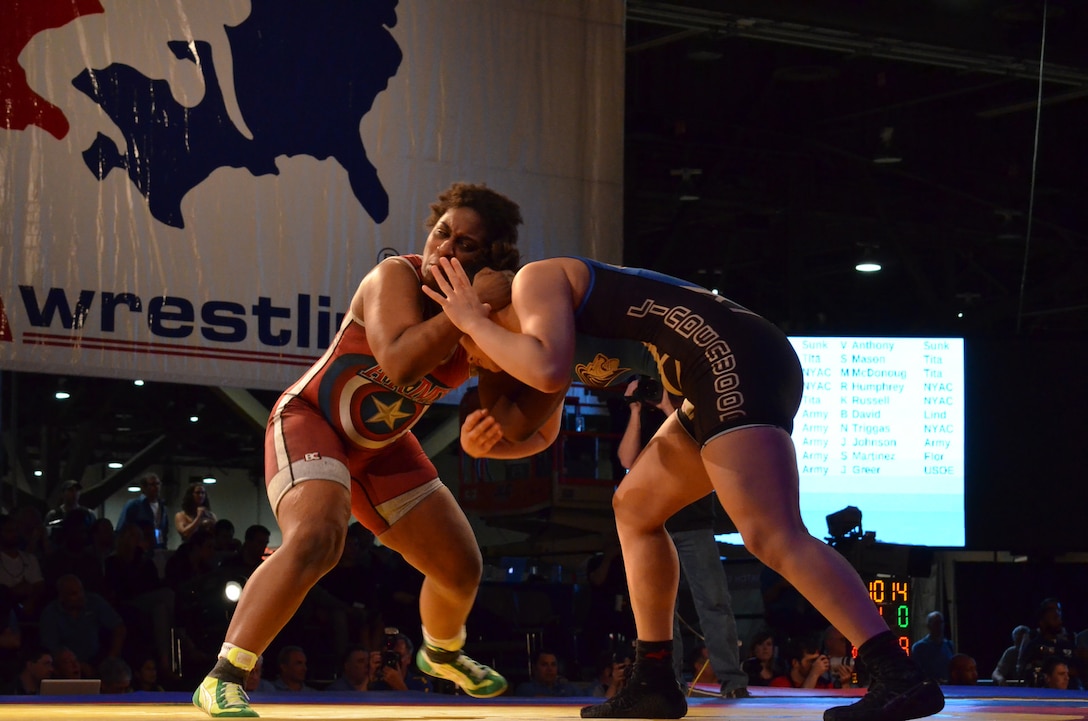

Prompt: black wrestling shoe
[
  {"left": 823, "top": 678, "right": 944, "bottom": 721},
  {"left": 580, "top": 661, "right": 687, "bottom": 719},
  {"left": 721, "top": 686, "right": 751, "bottom": 698}
]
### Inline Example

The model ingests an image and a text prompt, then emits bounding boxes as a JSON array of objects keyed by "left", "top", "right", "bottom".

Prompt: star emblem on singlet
[{"left": 366, "top": 396, "right": 414, "bottom": 430}]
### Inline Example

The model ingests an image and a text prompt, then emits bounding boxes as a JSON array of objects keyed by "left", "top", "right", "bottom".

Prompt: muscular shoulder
[{"left": 354, "top": 256, "right": 424, "bottom": 319}]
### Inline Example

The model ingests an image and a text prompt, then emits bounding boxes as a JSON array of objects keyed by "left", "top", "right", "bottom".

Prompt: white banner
[{"left": 0, "top": 0, "right": 624, "bottom": 390}]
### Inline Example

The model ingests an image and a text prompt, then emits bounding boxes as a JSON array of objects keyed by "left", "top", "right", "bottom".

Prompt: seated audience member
[
  {"left": 770, "top": 635, "right": 833, "bottom": 689},
  {"left": 243, "top": 654, "right": 276, "bottom": 695},
  {"left": 39, "top": 574, "right": 126, "bottom": 677},
  {"left": 947, "top": 653, "right": 978, "bottom": 685},
  {"left": 273, "top": 645, "right": 316, "bottom": 692},
  {"left": 1041, "top": 657, "right": 1071, "bottom": 691},
  {"left": 52, "top": 646, "right": 82, "bottom": 679},
  {"left": 99, "top": 655, "right": 133, "bottom": 694},
  {"left": 370, "top": 633, "right": 432, "bottom": 692},
  {"left": 131, "top": 655, "right": 165, "bottom": 692},
  {"left": 89, "top": 517, "right": 116, "bottom": 574},
  {"left": 211, "top": 519, "right": 242, "bottom": 565},
  {"left": 742, "top": 630, "right": 784, "bottom": 687},
  {"left": 590, "top": 648, "right": 632, "bottom": 699},
  {"left": 911, "top": 611, "right": 955, "bottom": 682},
  {"left": 218, "top": 525, "right": 271, "bottom": 577},
  {"left": 174, "top": 484, "right": 217, "bottom": 543},
  {"left": 516, "top": 650, "right": 581, "bottom": 697},
  {"left": 104, "top": 523, "right": 176, "bottom": 678},
  {"left": 1018, "top": 598, "right": 1078, "bottom": 688},
  {"left": 687, "top": 643, "right": 718, "bottom": 686},
  {"left": 821, "top": 625, "right": 857, "bottom": 688},
  {"left": 991, "top": 624, "right": 1031, "bottom": 685},
  {"left": 0, "top": 513, "right": 46, "bottom": 617},
  {"left": 164, "top": 529, "right": 217, "bottom": 591},
  {"left": 43, "top": 511, "right": 106, "bottom": 598},
  {"left": 325, "top": 645, "right": 375, "bottom": 692},
  {"left": 1, "top": 646, "right": 52, "bottom": 694}
]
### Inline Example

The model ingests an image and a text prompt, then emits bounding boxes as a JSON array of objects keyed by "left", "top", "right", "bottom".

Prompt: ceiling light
[
  {"left": 108, "top": 462, "right": 124, "bottom": 469},
  {"left": 134, "top": 379, "right": 145, "bottom": 386},
  {"left": 55, "top": 390, "right": 70, "bottom": 400},
  {"left": 33, "top": 470, "right": 43, "bottom": 477},
  {"left": 855, "top": 245, "right": 882, "bottom": 273},
  {"left": 203, "top": 475, "right": 217, "bottom": 485},
  {"left": 189, "top": 415, "right": 200, "bottom": 423},
  {"left": 127, "top": 486, "right": 141, "bottom": 493}
]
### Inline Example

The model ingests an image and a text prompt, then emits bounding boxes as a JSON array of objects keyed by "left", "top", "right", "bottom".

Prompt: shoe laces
[
  {"left": 452, "top": 654, "right": 490, "bottom": 681},
  {"left": 217, "top": 680, "right": 251, "bottom": 708}
]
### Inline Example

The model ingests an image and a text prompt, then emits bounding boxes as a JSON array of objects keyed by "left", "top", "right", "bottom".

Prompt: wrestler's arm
[
  {"left": 359, "top": 262, "right": 512, "bottom": 386},
  {"left": 425, "top": 258, "right": 576, "bottom": 393},
  {"left": 460, "top": 403, "right": 563, "bottom": 459},
  {"left": 357, "top": 261, "right": 463, "bottom": 385},
  {"left": 475, "top": 368, "right": 569, "bottom": 442}
]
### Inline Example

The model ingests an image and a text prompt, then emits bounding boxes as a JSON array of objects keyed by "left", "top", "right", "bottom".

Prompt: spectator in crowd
[
  {"left": 370, "top": 633, "right": 432, "bottom": 692},
  {"left": 103, "top": 522, "right": 176, "bottom": 680},
  {"left": 99, "top": 655, "right": 133, "bottom": 694},
  {"left": 43, "top": 480, "right": 97, "bottom": 540},
  {"left": 742, "top": 630, "right": 784, "bottom": 687},
  {"left": 821, "top": 625, "right": 857, "bottom": 688},
  {"left": 1018, "top": 598, "right": 1078, "bottom": 688},
  {"left": 516, "top": 650, "right": 581, "bottom": 697},
  {"left": 991, "top": 625, "right": 1031, "bottom": 685},
  {"left": 218, "top": 525, "right": 270, "bottom": 578},
  {"left": 243, "top": 654, "right": 276, "bottom": 694},
  {"left": 1, "top": 646, "right": 52, "bottom": 695},
  {"left": 947, "top": 654, "right": 978, "bottom": 685},
  {"left": 616, "top": 377, "right": 747, "bottom": 698},
  {"left": 11, "top": 506, "right": 50, "bottom": 559},
  {"left": 591, "top": 648, "right": 632, "bottom": 699},
  {"left": 0, "top": 513, "right": 45, "bottom": 617},
  {"left": 52, "top": 646, "right": 82, "bottom": 680},
  {"left": 325, "top": 645, "right": 377, "bottom": 692},
  {"left": 174, "top": 484, "right": 218, "bottom": 542},
  {"left": 42, "top": 509, "right": 107, "bottom": 599},
  {"left": 770, "top": 636, "right": 833, "bottom": 689},
  {"left": 211, "top": 520, "right": 242, "bottom": 565},
  {"left": 164, "top": 529, "right": 217, "bottom": 591},
  {"left": 131, "top": 656, "right": 166, "bottom": 692},
  {"left": 273, "top": 645, "right": 316, "bottom": 692},
  {"left": 911, "top": 612, "right": 955, "bottom": 683},
  {"left": 38, "top": 574, "right": 126, "bottom": 677},
  {"left": 1041, "top": 657, "right": 1071, "bottom": 691},
  {"left": 117, "top": 473, "right": 169, "bottom": 549},
  {"left": 88, "top": 517, "right": 116, "bottom": 576}
]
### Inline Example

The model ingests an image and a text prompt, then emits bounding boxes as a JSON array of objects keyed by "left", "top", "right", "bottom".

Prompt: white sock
[{"left": 423, "top": 625, "right": 467, "bottom": 652}]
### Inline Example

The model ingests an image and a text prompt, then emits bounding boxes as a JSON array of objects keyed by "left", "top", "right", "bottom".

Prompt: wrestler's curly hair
[{"left": 425, "top": 182, "right": 522, "bottom": 272}]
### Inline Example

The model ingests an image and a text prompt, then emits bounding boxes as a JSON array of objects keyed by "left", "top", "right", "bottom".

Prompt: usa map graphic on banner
[{"left": 2, "top": 0, "right": 401, "bottom": 228}]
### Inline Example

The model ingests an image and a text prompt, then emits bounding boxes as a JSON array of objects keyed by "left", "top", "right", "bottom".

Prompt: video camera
[{"left": 623, "top": 375, "right": 663, "bottom": 405}]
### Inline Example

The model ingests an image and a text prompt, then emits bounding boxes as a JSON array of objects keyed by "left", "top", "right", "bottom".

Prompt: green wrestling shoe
[
  {"left": 193, "top": 676, "right": 259, "bottom": 718},
  {"left": 416, "top": 647, "right": 507, "bottom": 698}
]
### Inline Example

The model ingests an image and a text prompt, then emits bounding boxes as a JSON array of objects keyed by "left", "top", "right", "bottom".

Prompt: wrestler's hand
[
  {"left": 422, "top": 257, "right": 492, "bottom": 334},
  {"left": 472, "top": 267, "right": 514, "bottom": 311},
  {"left": 461, "top": 408, "right": 506, "bottom": 457}
]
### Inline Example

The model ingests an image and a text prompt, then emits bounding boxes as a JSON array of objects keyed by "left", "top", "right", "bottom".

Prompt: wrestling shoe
[
  {"left": 193, "top": 676, "right": 259, "bottom": 718},
  {"left": 721, "top": 685, "right": 751, "bottom": 698},
  {"left": 416, "top": 647, "right": 507, "bottom": 698},
  {"left": 824, "top": 678, "right": 943, "bottom": 721},
  {"left": 581, "top": 660, "right": 687, "bottom": 719}
]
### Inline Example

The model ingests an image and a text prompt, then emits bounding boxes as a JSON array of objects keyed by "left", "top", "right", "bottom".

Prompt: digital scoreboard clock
[{"left": 868, "top": 577, "right": 912, "bottom": 652}]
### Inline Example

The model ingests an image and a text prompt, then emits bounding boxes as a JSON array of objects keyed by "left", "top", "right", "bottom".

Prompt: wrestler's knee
[
  {"left": 283, "top": 518, "right": 348, "bottom": 574},
  {"left": 739, "top": 522, "right": 806, "bottom": 571}
]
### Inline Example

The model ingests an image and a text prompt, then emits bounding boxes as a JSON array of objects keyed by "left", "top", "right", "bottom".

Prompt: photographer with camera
[
  {"left": 369, "top": 631, "right": 433, "bottom": 692},
  {"left": 617, "top": 376, "right": 749, "bottom": 699}
]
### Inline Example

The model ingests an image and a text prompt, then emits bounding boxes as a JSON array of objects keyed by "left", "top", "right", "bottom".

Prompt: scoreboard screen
[{"left": 868, "top": 577, "right": 912, "bottom": 652}]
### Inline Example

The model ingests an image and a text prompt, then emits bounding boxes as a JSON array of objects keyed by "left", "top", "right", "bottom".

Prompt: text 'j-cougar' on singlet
[{"left": 568, "top": 257, "right": 803, "bottom": 444}]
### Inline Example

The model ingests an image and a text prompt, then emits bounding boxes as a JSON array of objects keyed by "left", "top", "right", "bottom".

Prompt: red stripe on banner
[
  {"left": 0, "top": 297, "right": 12, "bottom": 342},
  {"left": 21, "top": 332, "right": 319, "bottom": 367}
]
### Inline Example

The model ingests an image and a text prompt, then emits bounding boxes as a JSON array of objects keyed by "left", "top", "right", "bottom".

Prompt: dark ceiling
[
  {"left": 3, "top": 0, "right": 1086, "bottom": 510},
  {"left": 623, "top": 0, "right": 1087, "bottom": 338}
]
